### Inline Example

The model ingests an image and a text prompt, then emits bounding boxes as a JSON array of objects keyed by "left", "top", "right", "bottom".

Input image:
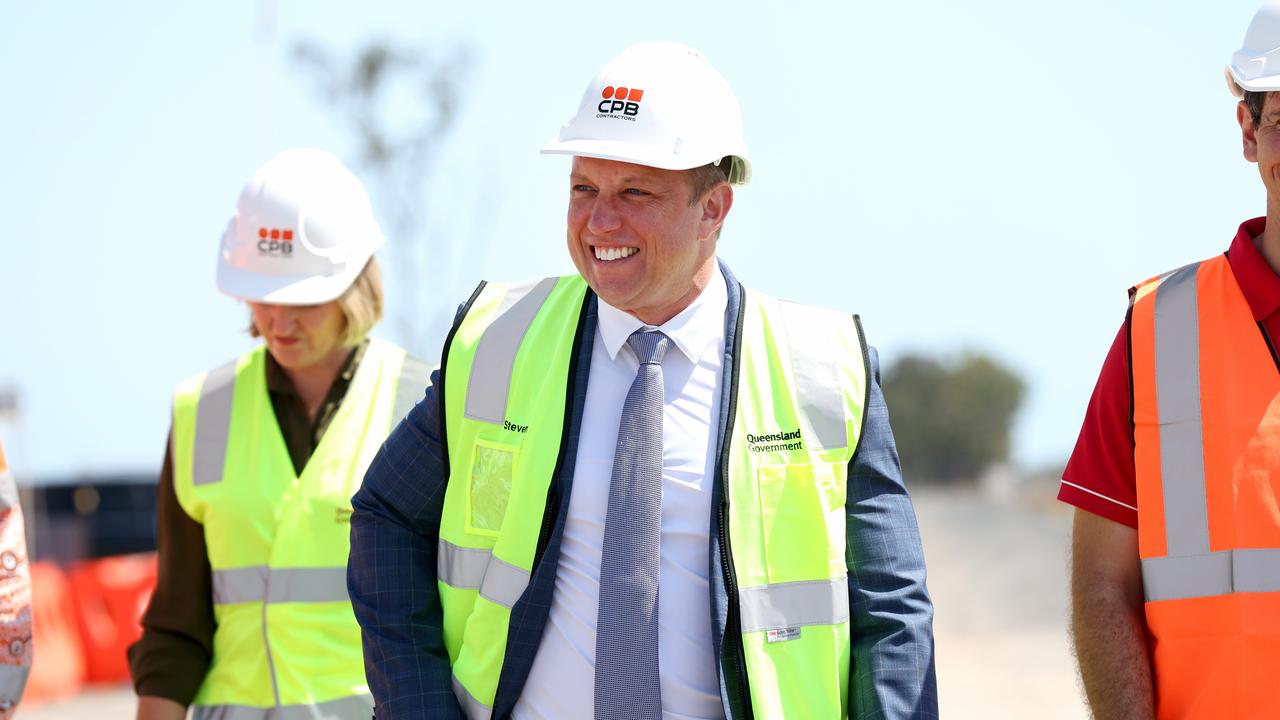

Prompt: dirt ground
[
  {"left": 915, "top": 482, "right": 1089, "bottom": 719},
  {"left": 22, "top": 483, "right": 1089, "bottom": 719}
]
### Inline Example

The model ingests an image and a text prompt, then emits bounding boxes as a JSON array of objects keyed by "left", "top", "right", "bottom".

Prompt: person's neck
[
  {"left": 284, "top": 346, "right": 351, "bottom": 422},
  {"left": 1262, "top": 201, "right": 1280, "bottom": 276}
]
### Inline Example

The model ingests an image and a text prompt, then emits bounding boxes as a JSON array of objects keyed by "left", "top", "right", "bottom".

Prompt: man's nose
[{"left": 586, "top": 196, "right": 623, "bottom": 235}]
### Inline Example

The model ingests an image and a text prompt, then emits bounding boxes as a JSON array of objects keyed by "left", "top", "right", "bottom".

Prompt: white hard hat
[
  {"left": 1228, "top": 1, "right": 1280, "bottom": 94},
  {"left": 541, "top": 41, "right": 751, "bottom": 185},
  {"left": 216, "top": 148, "right": 384, "bottom": 305}
]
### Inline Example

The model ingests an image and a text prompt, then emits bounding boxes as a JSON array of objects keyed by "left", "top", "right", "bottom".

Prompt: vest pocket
[
  {"left": 757, "top": 462, "right": 847, "bottom": 585},
  {"left": 465, "top": 439, "right": 520, "bottom": 537}
]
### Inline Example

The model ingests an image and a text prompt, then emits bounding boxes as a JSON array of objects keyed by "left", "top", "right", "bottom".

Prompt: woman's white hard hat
[
  {"left": 541, "top": 41, "right": 752, "bottom": 185},
  {"left": 216, "top": 148, "right": 384, "bottom": 305}
]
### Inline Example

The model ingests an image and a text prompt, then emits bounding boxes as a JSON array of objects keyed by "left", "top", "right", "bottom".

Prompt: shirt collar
[
  {"left": 596, "top": 268, "right": 727, "bottom": 364},
  {"left": 1227, "top": 217, "right": 1280, "bottom": 322}
]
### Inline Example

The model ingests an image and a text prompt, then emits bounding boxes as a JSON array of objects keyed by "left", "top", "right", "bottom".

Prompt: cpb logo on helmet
[
  {"left": 257, "top": 227, "right": 294, "bottom": 257},
  {"left": 596, "top": 86, "right": 644, "bottom": 121}
]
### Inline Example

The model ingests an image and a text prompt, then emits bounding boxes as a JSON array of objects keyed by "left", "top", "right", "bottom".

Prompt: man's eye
[
  {"left": 572, "top": 184, "right": 594, "bottom": 193},
  {"left": 623, "top": 188, "right": 649, "bottom": 196}
]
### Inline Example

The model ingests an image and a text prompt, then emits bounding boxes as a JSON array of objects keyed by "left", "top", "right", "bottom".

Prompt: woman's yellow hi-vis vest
[
  {"left": 439, "top": 276, "right": 867, "bottom": 719},
  {"left": 172, "top": 338, "right": 424, "bottom": 720}
]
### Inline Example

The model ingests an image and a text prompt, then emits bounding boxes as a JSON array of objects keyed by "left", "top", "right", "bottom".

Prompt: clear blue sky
[{"left": 0, "top": 1, "right": 1267, "bottom": 479}]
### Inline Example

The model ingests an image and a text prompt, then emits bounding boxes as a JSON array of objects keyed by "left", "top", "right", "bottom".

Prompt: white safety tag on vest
[{"left": 766, "top": 627, "right": 801, "bottom": 643}]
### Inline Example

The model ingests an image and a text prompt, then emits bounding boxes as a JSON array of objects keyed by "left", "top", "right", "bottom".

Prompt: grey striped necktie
[{"left": 595, "top": 329, "right": 670, "bottom": 720}]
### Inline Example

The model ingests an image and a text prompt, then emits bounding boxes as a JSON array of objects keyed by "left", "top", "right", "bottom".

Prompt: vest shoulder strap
[
  {"left": 457, "top": 276, "right": 588, "bottom": 425},
  {"left": 740, "top": 288, "right": 868, "bottom": 455}
]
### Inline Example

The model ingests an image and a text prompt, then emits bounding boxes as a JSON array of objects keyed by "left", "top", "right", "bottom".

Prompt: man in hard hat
[
  {"left": 1062, "top": 3, "right": 1280, "bottom": 718},
  {"left": 348, "top": 42, "right": 937, "bottom": 719}
]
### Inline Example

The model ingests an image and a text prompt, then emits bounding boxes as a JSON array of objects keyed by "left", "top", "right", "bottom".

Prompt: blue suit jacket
[{"left": 348, "top": 262, "right": 938, "bottom": 719}]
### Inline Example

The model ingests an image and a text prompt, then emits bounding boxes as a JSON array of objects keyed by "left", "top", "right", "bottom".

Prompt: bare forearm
[
  {"left": 1071, "top": 585, "right": 1153, "bottom": 718},
  {"left": 1070, "top": 510, "right": 1153, "bottom": 720}
]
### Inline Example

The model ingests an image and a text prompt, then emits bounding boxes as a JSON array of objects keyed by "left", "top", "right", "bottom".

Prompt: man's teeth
[{"left": 594, "top": 246, "right": 638, "bottom": 261}]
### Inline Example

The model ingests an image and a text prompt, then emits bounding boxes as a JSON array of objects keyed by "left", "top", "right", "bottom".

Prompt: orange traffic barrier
[
  {"left": 67, "top": 552, "right": 156, "bottom": 684},
  {"left": 25, "top": 561, "right": 84, "bottom": 704}
]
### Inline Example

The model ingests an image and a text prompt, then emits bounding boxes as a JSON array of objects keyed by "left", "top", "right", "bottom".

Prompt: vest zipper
[
  {"left": 718, "top": 502, "right": 751, "bottom": 719},
  {"left": 717, "top": 291, "right": 752, "bottom": 719}
]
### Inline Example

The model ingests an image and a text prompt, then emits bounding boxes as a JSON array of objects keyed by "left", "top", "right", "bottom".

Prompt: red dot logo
[
  {"left": 282, "top": 230, "right": 293, "bottom": 240},
  {"left": 258, "top": 227, "right": 268, "bottom": 239},
  {"left": 602, "top": 86, "right": 615, "bottom": 99},
  {"left": 270, "top": 229, "right": 280, "bottom": 240},
  {"left": 615, "top": 87, "right": 629, "bottom": 100}
]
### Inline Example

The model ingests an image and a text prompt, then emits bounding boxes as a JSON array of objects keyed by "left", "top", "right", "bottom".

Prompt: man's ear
[
  {"left": 1240, "top": 100, "right": 1260, "bottom": 163},
  {"left": 699, "top": 183, "right": 734, "bottom": 241}
]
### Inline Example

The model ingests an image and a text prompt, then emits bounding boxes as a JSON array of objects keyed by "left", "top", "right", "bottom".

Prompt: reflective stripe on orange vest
[{"left": 1131, "top": 253, "right": 1280, "bottom": 719}]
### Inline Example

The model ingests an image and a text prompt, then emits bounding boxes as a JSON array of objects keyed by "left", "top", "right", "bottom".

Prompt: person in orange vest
[
  {"left": 1062, "top": 3, "right": 1280, "bottom": 717},
  {"left": 0, "top": 439, "right": 32, "bottom": 718}
]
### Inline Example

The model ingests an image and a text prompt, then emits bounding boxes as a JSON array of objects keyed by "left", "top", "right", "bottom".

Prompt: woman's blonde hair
[{"left": 248, "top": 256, "right": 384, "bottom": 346}]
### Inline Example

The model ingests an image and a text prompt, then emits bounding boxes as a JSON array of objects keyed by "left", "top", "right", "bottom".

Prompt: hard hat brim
[
  {"left": 215, "top": 249, "right": 373, "bottom": 306},
  {"left": 1227, "top": 64, "right": 1280, "bottom": 94},
  {"left": 541, "top": 137, "right": 752, "bottom": 185},
  {"left": 541, "top": 137, "right": 712, "bottom": 171}
]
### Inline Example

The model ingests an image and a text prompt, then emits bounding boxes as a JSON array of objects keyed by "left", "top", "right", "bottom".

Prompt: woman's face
[{"left": 248, "top": 301, "right": 347, "bottom": 370}]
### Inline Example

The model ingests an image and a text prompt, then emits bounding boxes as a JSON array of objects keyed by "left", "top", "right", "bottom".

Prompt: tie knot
[{"left": 627, "top": 330, "right": 670, "bottom": 365}]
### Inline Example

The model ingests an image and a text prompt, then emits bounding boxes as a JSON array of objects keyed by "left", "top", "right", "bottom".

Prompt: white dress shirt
[{"left": 512, "top": 272, "right": 728, "bottom": 720}]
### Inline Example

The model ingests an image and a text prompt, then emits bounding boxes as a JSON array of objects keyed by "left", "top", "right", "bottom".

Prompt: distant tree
[
  {"left": 881, "top": 351, "right": 1026, "bottom": 484},
  {"left": 292, "top": 37, "right": 474, "bottom": 354}
]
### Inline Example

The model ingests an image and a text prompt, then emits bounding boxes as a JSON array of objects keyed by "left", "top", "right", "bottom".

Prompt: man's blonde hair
[{"left": 248, "top": 257, "right": 384, "bottom": 347}]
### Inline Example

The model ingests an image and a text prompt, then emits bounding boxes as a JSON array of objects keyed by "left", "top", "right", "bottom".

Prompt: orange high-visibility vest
[{"left": 1131, "top": 253, "right": 1280, "bottom": 719}]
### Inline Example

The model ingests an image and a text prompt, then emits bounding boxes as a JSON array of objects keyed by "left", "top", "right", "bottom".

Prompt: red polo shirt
[{"left": 1059, "top": 217, "right": 1280, "bottom": 527}]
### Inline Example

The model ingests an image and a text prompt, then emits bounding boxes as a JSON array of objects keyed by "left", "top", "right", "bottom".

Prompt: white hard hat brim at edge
[
  {"left": 540, "top": 138, "right": 753, "bottom": 185},
  {"left": 1228, "top": 64, "right": 1280, "bottom": 94},
  {"left": 215, "top": 246, "right": 374, "bottom": 306}
]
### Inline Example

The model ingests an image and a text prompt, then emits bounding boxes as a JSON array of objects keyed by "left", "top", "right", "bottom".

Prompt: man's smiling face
[{"left": 565, "top": 156, "right": 730, "bottom": 325}]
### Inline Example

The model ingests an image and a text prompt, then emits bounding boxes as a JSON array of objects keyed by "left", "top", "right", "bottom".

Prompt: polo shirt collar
[
  {"left": 596, "top": 267, "right": 727, "bottom": 365},
  {"left": 1228, "top": 217, "right": 1280, "bottom": 322}
]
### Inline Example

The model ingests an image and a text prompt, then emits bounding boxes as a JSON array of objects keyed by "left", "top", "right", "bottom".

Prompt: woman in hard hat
[{"left": 127, "top": 149, "right": 430, "bottom": 720}]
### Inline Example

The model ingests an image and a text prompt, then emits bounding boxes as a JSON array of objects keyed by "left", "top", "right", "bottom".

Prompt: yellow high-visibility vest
[
  {"left": 172, "top": 338, "right": 426, "bottom": 720},
  {"left": 438, "top": 276, "right": 867, "bottom": 719}
]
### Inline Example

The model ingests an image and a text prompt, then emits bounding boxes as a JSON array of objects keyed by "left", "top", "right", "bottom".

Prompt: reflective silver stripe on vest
[
  {"left": 464, "top": 277, "right": 559, "bottom": 424},
  {"left": 193, "top": 359, "right": 238, "bottom": 487},
  {"left": 392, "top": 355, "right": 434, "bottom": 424},
  {"left": 738, "top": 577, "right": 849, "bottom": 634},
  {"left": 1152, "top": 263, "right": 1209, "bottom": 557},
  {"left": 436, "top": 541, "right": 530, "bottom": 609},
  {"left": 779, "top": 300, "right": 847, "bottom": 452},
  {"left": 192, "top": 693, "right": 374, "bottom": 720},
  {"left": 213, "top": 565, "right": 268, "bottom": 604},
  {"left": 212, "top": 566, "right": 349, "bottom": 605},
  {"left": 478, "top": 554, "right": 531, "bottom": 609},
  {"left": 452, "top": 673, "right": 493, "bottom": 720},
  {"left": 438, "top": 540, "right": 491, "bottom": 589},
  {"left": 1142, "top": 548, "right": 1280, "bottom": 602},
  {"left": 264, "top": 567, "right": 349, "bottom": 604}
]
